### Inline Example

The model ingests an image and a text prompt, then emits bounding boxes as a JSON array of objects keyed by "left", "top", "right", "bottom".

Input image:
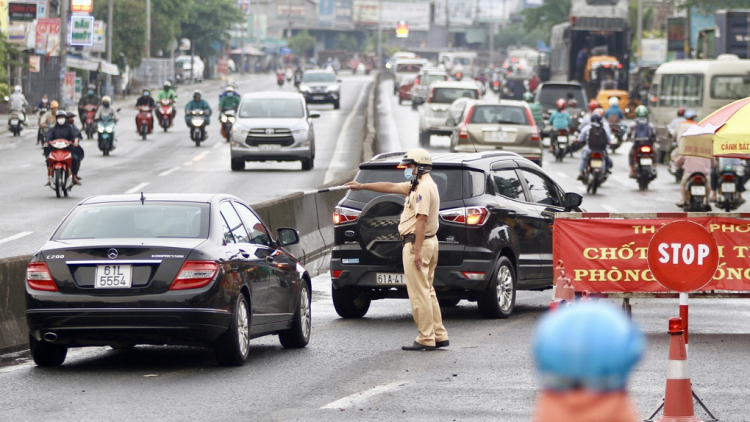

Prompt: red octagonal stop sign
[{"left": 647, "top": 220, "right": 719, "bottom": 292}]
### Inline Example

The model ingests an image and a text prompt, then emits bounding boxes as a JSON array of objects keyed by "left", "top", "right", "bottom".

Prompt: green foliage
[
  {"left": 287, "top": 31, "right": 316, "bottom": 58},
  {"left": 679, "top": 0, "right": 750, "bottom": 13},
  {"left": 521, "top": 0, "right": 571, "bottom": 40},
  {"left": 629, "top": 2, "right": 655, "bottom": 31},
  {"left": 0, "top": 31, "right": 27, "bottom": 87},
  {"left": 180, "top": 0, "right": 244, "bottom": 59},
  {"left": 334, "top": 33, "right": 359, "bottom": 52},
  {"left": 494, "top": 23, "right": 548, "bottom": 50},
  {"left": 93, "top": 0, "right": 147, "bottom": 68},
  {"left": 152, "top": 0, "right": 192, "bottom": 54}
]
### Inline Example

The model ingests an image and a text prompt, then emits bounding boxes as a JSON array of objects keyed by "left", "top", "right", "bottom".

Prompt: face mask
[
  {"left": 56, "top": 118, "right": 66, "bottom": 125},
  {"left": 404, "top": 167, "right": 415, "bottom": 181},
  {"left": 88, "top": 90, "right": 93, "bottom": 95},
  {"left": 144, "top": 92, "right": 150, "bottom": 97},
  {"left": 42, "top": 99, "right": 48, "bottom": 103},
  {"left": 103, "top": 102, "right": 110, "bottom": 108}
]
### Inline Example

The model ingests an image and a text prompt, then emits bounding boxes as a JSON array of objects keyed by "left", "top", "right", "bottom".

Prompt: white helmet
[
  {"left": 13, "top": 85, "right": 21, "bottom": 93},
  {"left": 400, "top": 148, "right": 432, "bottom": 166},
  {"left": 608, "top": 96, "right": 619, "bottom": 106},
  {"left": 102, "top": 95, "right": 112, "bottom": 103}
]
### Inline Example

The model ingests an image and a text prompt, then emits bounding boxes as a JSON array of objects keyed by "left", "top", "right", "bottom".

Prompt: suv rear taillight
[
  {"left": 427, "top": 88, "right": 434, "bottom": 103},
  {"left": 440, "top": 207, "right": 489, "bottom": 226},
  {"left": 333, "top": 206, "right": 361, "bottom": 225},
  {"left": 26, "top": 262, "right": 58, "bottom": 291},
  {"left": 170, "top": 261, "right": 219, "bottom": 290},
  {"left": 458, "top": 123, "right": 469, "bottom": 139},
  {"left": 530, "top": 126, "right": 540, "bottom": 143}
]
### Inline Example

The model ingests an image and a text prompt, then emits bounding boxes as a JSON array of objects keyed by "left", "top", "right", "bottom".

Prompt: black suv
[
  {"left": 330, "top": 151, "right": 583, "bottom": 319},
  {"left": 298, "top": 70, "right": 341, "bottom": 109}
]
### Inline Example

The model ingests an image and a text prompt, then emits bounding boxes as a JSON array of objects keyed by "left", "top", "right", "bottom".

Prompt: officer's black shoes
[
  {"left": 435, "top": 340, "right": 450, "bottom": 348},
  {"left": 401, "top": 341, "right": 435, "bottom": 351}
]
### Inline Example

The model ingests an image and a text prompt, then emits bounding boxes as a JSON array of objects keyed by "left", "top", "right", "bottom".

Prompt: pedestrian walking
[{"left": 345, "top": 149, "right": 449, "bottom": 351}]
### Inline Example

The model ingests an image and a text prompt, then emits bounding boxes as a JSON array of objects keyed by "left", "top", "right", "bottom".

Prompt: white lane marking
[
  {"left": 184, "top": 161, "right": 194, "bottom": 166},
  {"left": 324, "top": 81, "right": 371, "bottom": 184},
  {"left": 320, "top": 381, "right": 406, "bottom": 409},
  {"left": 192, "top": 151, "right": 210, "bottom": 161},
  {"left": 159, "top": 166, "right": 181, "bottom": 177},
  {"left": 125, "top": 182, "right": 150, "bottom": 194},
  {"left": 0, "top": 231, "right": 33, "bottom": 245},
  {"left": 213, "top": 142, "right": 222, "bottom": 149},
  {"left": 556, "top": 171, "right": 569, "bottom": 179},
  {"left": 602, "top": 204, "right": 617, "bottom": 212}
]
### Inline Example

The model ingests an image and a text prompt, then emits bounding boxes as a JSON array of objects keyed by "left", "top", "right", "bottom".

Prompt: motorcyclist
[
  {"left": 157, "top": 81, "right": 177, "bottom": 124},
  {"left": 668, "top": 107, "right": 687, "bottom": 131},
  {"left": 577, "top": 113, "right": 613, "bottom": 180},
  {"left": 78, "top": 83, "right": 100, "bottom": 126},
  {"left": 38, "top": 100, "right": 59, "bottom": 144},
  {"left": 219, "top": 83, "right": 240, "bottom": 100},
  {"left": 135, "top": 88, "right": 156, "bottom": 133},
  {"left": 603, "top": 96, "right": 624, "bottom": 124},
  {"left": 294, "top": 65, "right": 304, "bottom": 81},
  {"left": 579, "top": 100, "right": 600, "bottom": 128},
  {"left": 9, "top": 85, "right": 29, "bottom": 124},
  {"left": 547, "top": 98, "right": 572, "bottom": 153},
  {"left": 45, "top": 110, "right": 82, "bottom": 185},
  {"left": 218, "top": 86, "right": 241, "bottom": 112},
  {"left": 627, "top": 105, "right": 658, "bottom": 178},
  {"left": 36, "top": 95, "right": 51, "bottom": 115},
  {"left": 185, "top": 90, "right": 212, "bottom": 126},
  {"left": 94, "top": 96, "right": 119, "bottom": 149},
  {"left": 523, "top": 92, "right": 544, "bottom": 129},
  {"left": 710, "top": 157, "right": 746, "bottom": 204}
]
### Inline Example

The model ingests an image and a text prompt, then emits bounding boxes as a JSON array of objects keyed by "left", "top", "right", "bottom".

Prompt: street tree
[
  {"left": 180, "top": 0, "right": 243, "bottom": 59},
  {"left": 521, "top": 0, "right": 570, "bottom": 41},
  {"left": 679, "top": 0, "right": 750, "bottom": 13},
  {"left": 494, "top": 23, "right": 547, "bottom": 50},
  {"left": 287, "top": 31, "right": 316, "bottom": 59},
  {"left": 93, "top": 0, "right": 147, "bottom": 68}
]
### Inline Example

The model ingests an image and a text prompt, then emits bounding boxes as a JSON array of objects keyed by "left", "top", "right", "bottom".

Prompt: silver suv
[
  {"left": 230, "top": 92, "right": 319, "bottom": 171},
  {"left": 418, "top": 81, "right": 481, "bottom": 147}
]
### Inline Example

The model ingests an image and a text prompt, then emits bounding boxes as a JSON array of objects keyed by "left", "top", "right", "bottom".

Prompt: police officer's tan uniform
[{"left": 396, "top": 173, "right": 449, "bottom": 347}]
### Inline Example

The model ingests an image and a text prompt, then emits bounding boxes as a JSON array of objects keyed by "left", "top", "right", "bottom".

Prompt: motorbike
[
  {"left": 582, "top": 149, "right": 608, "bottom": 194},
  {"left": 553, "top": 129, "right": 570, "bottom": 163},
  {"left": 365, "top": 61, "right": 373, "bottom": 75},
  {"left": 8, "top": 109, "right": 23, "bottom": 136},
  {"left": 491, "top": 80, "right": 501, "bottom": 94},
  {"left": 220, "top": 109, "right": 237, "bottom": 141},
  {"left": 683, "top": 172, "right": 711, "bottom": 212},
  {"left": 285, "top": 68, "right": 293, "bottom": 82},
  {"left": 83, "top": 104, "right": 98, "bottom": 140},
  {"left": 97, "top": 115, "right": 117, "bottom": 156},
  {"left": 158, "top": 99, "right": 175, "bottom": 131},
  {"left": 633, "top": 140, "right": 658, "bottom": 191},
  {"left": 716, "top": 158, "right": 745, "bottom": 212},
  {"left": 46, "top": 139, "right": 75, "bottom": 198},
  {"left": 609, "top": 123, "right": 626, "bottom": 153},
  {"left": 294, "top": 72, "right": 303, "bottom": 88},
  {"left": 38, "top": 125, "right": 49, "bottom": 145},
  {"left": 187, "top": 109, "right": 208, "bottom": 146},
  {"left": 454, "top": 71, "right": 463, "bottom": 81},
  {"left": 277, "top": 72, "right": 285, "bottom": 87},
  {"left": 136, "top": 105, "right": 153, "bottom": 140}
]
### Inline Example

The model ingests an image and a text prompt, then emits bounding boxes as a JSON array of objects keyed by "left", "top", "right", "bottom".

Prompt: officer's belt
[{"left": 401, "top": 233, "right": 435, "bottom": 244}]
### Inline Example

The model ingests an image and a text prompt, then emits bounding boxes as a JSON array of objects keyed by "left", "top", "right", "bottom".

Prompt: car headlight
[
  {"left": 233, "top": 126, "right": 249, "bottom": 136},
  {"left": 292, "top": 125, "right": 309, "bottom": 135},
  {"left": 327, "top": 85, "right": 339, "bottom": 91},
  {"left": 299, "top": 86, "right": 310, "bottom": 92}
]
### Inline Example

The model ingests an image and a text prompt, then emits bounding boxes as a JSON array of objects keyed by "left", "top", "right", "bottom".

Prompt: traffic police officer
[{"left": 345, "top": 148, "right": 449, "bottom": 351}]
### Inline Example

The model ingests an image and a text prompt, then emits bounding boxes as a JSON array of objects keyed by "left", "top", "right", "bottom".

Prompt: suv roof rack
[{"left": 370, "top": 151, "right": 406, "bottom": 161}]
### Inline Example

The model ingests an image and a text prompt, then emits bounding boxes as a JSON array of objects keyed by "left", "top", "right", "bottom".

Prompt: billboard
[
  {"left": 667, "top": 16, "right": 686, "bottom": 52},
  {"left": 335, "top": 0, "right": 352, "bottom": 25},
  {"left": 35, "top": 17, "right": 61, "bottom": 55},
  {"left": 90, "top": 20, "right": 106, "bottom": 52},
  {"left": 381, "top": 1, "right": 429, "bottom": 31},
  {"left": 319, "top": 0, "right": 334, "bottom": 27},
  {"left": 353, "top": 0, "right": 377, "bottom": 25},
  {"left": 71, "top": 0, "right": 93, "bottom": 14},
  {"left": 8, "top": 2, "right": 36, "bottom": 22},
  {"left": 70, "top": 15, "right": 94, "bottom": 46},
  {"left": 433, "top": 0, "right": 474, "bottom": 26}
]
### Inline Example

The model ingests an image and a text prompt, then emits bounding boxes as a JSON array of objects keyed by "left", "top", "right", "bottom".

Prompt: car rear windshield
[
  {"left": 432, "top": 88, "right": 479, "bottom": 104},
  {"left": 53, "top": 202, "right": 210, "bottom": 240},
  {"left": 396, "top": 63, "right": 423, "bottom": 73},
  {"left": 240, "top": 98, "right": 304, "bottom": 118},
  {"left": 303, "top": 72, "right": 336, "bottom": 83},
  {"left": 470, "top": 105, "right": 529, "bottom": 125},
  {"left": 348, "top": 169, "right": 464, "bottom": 203},
  {"left": 538, "top": 85, "right": 586, "bottom": 108},
  {"left": 422, "top": 74, "right": 448, "bottom": 85}
]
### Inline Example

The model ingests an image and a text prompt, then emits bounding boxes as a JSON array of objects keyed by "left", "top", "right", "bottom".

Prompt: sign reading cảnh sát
[{"left": 553, "top": 215, "right": 750, "bottom": 293}]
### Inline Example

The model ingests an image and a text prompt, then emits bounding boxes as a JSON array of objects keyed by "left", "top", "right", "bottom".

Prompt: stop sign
[{"left": 647, "top": 221, "right": 719, "bottom": 292}]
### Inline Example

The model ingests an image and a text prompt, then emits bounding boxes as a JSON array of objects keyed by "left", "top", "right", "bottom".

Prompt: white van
[
  {"left": 648, "top": 54, "right": 750, "bottom": 126},
  {"left": 438, "top": 51, "right": 478, "bottom": 78}
]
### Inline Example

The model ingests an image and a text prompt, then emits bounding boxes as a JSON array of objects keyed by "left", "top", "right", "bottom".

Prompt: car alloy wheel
[
  {"left": 279, "top": 280, "right": 311, "bottom": 348},
  {"left": 477, "top": 256, "right": 516, "bottom": 319},
  {"left": 237, "top": 299, "right": 250, "bottom": 357},
  {"left": 214, "top": 294, "right": 251, "bottom": 366}
]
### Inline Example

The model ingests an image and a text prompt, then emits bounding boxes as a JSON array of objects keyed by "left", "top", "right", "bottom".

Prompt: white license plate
[
  {"left": 691, "top": 185, "right": 707, "bottom": 196},
  {"left": 590, "top": 159, "right": 604, "bottom": 169},
  {"left": 640, "top": 158, "right": 653, "bottom": 166},
  {"left": 313, "top": 95, "right": 325, "bottom": 100},
  {"left": 557, "top": 136, "right": 568, "bottom": 144},
  {"left": 491, "top": 131, "right": 507, "bottom": 142},
  {"left": 722, "top": 183, "right": 736, "bottom": 193},
  {"left": 376, "top": 273, "right": 405, "bottom": 285},
  {"left": 10, "top": 119, "right": 18, "bottom": 125},
  {"left": 259, "top": 144, "right": 281, "bottom": 151},
  {"left": 95, "top": 265, "right": 132, "bottom": 289}
]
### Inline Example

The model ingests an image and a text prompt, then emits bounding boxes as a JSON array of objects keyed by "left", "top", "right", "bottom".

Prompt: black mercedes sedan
[{"left": 25, "top": 193, "right": 312, "bottom": 367}]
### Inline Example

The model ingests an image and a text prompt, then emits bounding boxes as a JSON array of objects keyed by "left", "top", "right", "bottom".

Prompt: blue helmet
[
  {"left": 684, "top": 110, "right": 698, "bottom": 120},
  {"left": 533, "top": 303, "right": 645, "bottom": 392}
]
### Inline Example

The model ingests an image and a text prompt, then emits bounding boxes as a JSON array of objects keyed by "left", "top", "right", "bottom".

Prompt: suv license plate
[
  {"left": 376, "top": 273, "right": 405, "bottom": 285},
  {"left": 640, "top": 158, "right": 653, "bottom": 166},
  {"left": 95, "top": 265, "right": 132, "bottom": 289},
  {"left": 259, "top": 144, "right": 281, "bottom": 151},
  {"left": 313, "top": 95, "right": 325, "bottom": 100},
  {"left": 590, "top": 159, "right": 603, "bottom": 169},
  {"left": 691, "top": 185, "right": 706, "bottom": 196},
  {"left": 722, "top": 183, "right": 736, "bottom": 193}
]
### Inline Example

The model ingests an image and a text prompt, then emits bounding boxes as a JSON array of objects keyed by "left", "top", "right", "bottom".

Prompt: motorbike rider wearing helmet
[
  {"left": 36, "top": 95, "right": 50, "bottom": 114},
  {"left": 344, "top": 149, "right": 449, "bottom": 352},
  {"left": 39, "top": 100, "right": 59, "bottom": 134},
  {"left": 577, "top": 113, "right": 613, "bottom": 180},
  {"left": 78, "top": 84, "right": 100, "bottom": 126},
  {"left": 185, "top": 90, "right": 212, "bottom": 126},
  {"left": 9, "top": 85, "right": 29, "bottom": 125},
  {"left": 135, "top": 88, "right": 156, "bottom": 133},
  {"left": 219, "top": 83, "right": 240, "bottom": 100},
  {"left": 156, "top": 81, "right": 177, "bottom": 123},
  {"left": 603, "top": 96, "right": 624, "bottom": 123},
  {"left": 669, "top": 107, "right": 687, "bottom": 131},
  {"left": 628, "top": 105, "right": 658, "bottom": 178},
  {"left": 523, "top": 92, "right": 544, "bottom": 129},
  {"left": 547, "top": 98, "right": 572, "bottom": 153},
  {"left": 672, "top": 110, "right": 713, "bottom": 208},
  {"left": 45, "top": 110, "right": 82, "bottom": 185},
  {"left": 579, "top": 100, "right": 600, "bottom": 128},
  {"left": 218, "top": 86, "right": 241, "bottom": 112}
]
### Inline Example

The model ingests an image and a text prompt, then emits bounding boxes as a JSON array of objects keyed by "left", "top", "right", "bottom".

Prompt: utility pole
[
  {"left": 59, "top": 0, "right": 69, "bottom": 106},
  {"left": 146, "top": 0, "right": 151, "bottom": 89},
  {"left": 636, "top": 0, "right": 643, "bottom": 67},
  {"left": 489, "top": 0, "right": 494, "bottom": 66},
  {"left": 106, "top": 0, "right": 113, "bottom": 96},
  {"left": 377, "top": 0, "right": 382, "bottom": 68},
  {"left": 445, "top": 0, "right": 450, "bottom": 48},
  {"left": 240, "top": 20, "right": 246, "bottom": 75}
]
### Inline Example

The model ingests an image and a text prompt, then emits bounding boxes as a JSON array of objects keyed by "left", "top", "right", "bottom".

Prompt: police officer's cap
[{"left": 400, "top": 148, "right": 432, "bottom": 166}]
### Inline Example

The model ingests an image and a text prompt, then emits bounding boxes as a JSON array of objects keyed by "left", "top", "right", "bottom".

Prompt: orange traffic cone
[
  {"left": 550, "top": 268, "right": 572, "bottom": 311},
  {"left": 655, "top": 317, "right": 702, "bottom": 422}
]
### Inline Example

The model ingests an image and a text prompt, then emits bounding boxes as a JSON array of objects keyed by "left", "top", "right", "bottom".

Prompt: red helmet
[
  {"left": 556, "top": 98, "right": 567, "bottom": 110},
  {"left": 588, "top": 100, "right": 600, "bottom": 111},
  {"left": 677, "top": 107, "right": 685, "bottom": 117}
]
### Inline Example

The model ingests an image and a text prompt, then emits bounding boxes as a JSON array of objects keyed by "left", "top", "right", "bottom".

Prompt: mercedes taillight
[
  {"left": 170, "top": 261, "right": 219, "bottom": 290},
  {"left": 26, "top": 262, "right": 58, "bottom": 292}
]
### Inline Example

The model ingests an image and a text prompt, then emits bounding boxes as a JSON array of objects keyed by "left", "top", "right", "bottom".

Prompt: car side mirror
[
  {"left": 337, "top": 79, "right": 342, "bottom": 83},
  {"left": 564, "top": 192, "right": 583, "bottom": 210},
  {"left": 277, "top": 227, "right": 300, "bottom": 246},
  {"left": 446, "top": 117, "right": 456, "bottom": 126},
  {"left": 309, "top": 112, "right": 320, "bottom": 119}
]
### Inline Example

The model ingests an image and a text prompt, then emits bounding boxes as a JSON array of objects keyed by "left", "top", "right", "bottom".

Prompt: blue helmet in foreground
[{"left": 533, "top": 303, "right": 645, "bottom": 392}]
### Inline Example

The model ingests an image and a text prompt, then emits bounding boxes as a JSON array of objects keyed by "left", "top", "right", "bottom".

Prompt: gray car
[{"left": 230, "top": 92, "right": 319, "bottom": 171}]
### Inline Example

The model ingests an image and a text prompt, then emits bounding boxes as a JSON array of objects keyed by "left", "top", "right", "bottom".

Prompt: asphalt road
[
  {"left": 1, "top": 78, "right": 749, "bottom": 421},
  {"left": 0, "top": 73, "right": 371, "bottom": 259}
]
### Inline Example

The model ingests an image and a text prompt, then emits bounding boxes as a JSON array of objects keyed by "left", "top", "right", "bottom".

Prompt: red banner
[{"left": 553, "top": 216, "right": 750, "bottom": 293}]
